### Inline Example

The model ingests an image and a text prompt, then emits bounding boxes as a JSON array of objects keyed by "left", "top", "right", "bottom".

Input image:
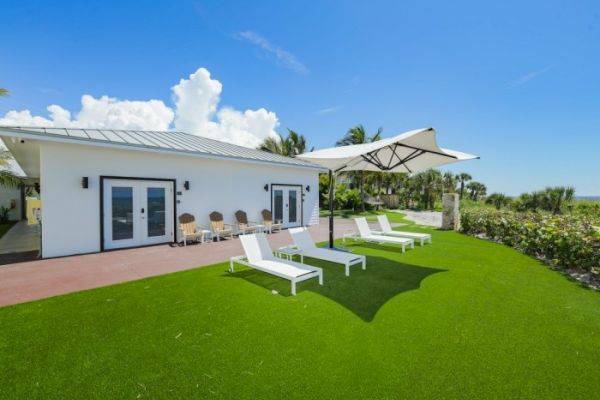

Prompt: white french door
[
  {"left": 272, "top": 185, "right": 302, "bottom": 228},
  {"left": 103, "top": 179, "right": 174, "bottom": 250}
]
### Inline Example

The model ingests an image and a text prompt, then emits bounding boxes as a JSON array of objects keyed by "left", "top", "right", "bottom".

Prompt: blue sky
[{"left": 1, "top": 0, "right": 599, "bottom": 195}]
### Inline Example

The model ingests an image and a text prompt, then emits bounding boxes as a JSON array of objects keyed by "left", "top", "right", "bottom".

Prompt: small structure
[
  {"left": 0, "top": 126, "right": 324, "bottom": 258},
  {"left": 441, "top": 193, "right": 460, "bottom": 230}
]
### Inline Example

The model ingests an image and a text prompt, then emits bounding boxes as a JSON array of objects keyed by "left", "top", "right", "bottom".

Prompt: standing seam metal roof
[{"left": 0, "top": 126, "right": 323, "bottom": 170}]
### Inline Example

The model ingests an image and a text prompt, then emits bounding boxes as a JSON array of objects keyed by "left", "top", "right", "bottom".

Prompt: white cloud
[
  {"left": 317, "top": 105, "right": 342, "bottom": 115},
  {"left": 235, "top": 31, "right": 308, "bottom": 75},
  {"left": 0, "top": 67, "right": 280, "bottom": 148},
  {"left": 506, "top": 65, "right": 553, "bottom": 89}
]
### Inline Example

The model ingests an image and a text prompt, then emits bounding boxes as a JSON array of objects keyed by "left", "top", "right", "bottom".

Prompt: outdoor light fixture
[
  {"left": 184, "top": 181, "right": 190, "bottom": 190},
  {"left": 264, "top": 184, "right": 269, "bottom": 192},
  {"left": 306, "top": 185, "right": 310, "bottom": 192},
  {"left": 81, "top": 177, "right": 89, "bottom": 189}
]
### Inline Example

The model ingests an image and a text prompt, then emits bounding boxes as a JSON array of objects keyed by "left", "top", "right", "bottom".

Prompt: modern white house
[{"left": 0, "top": 126, "right": 324, "bottom": 258}]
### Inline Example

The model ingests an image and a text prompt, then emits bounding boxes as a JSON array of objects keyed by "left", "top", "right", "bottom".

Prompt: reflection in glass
[
  {"left": 112, "top": 187, "right": 133, "bottom": 240},
  {"left": 289, "top": 190, "right": 297, "bottom": 223},
  {"left": 147, "top": 187, "right": 166, "bottom": 237},
  {"left": 274, "top": 190, "right": 283, "bottom": 221}
]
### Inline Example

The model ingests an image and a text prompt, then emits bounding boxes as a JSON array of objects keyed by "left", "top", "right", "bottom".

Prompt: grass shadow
[{"left": 224, "top": 254, "right": 446, "bottom": 322}]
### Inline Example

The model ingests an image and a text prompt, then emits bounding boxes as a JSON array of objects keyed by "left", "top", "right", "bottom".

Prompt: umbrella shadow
[{"left": 224, "top": 255, "right": 446, "bottom": 322}]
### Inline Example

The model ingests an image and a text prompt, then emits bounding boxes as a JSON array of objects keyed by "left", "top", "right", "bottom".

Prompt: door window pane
[
  {"left": 274, "top": 190, "right": 283, "bottom": 221},
  {"left": 112, "top": 187, "right": 133, "bottom": 240},
  {"left": 147, "top": 187, "right": 166, "bottom": 237},
  {"left": 289, "top": 190, "right": 297, "bottom": 223}
]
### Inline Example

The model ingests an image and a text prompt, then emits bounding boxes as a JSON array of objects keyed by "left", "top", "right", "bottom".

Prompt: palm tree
[
  {"left": 0, "top": 151, "right": 21, "bottom": 188},
  {"left": 442, "top": 172, "right": 456, "bottom": 193},
  {"left": 0, "top": 88, "right": 22, "bottom": 188},
  {"left": 258, "top": 129, "right": 311, "bottom": 157},
  {"left": 466, "top": 181, "right": 486, "bottom": 201},
  {"left": 457, "top": 172, "right": 471, "bottom": 199},
  {"left": 336, "top": 124, "right": 382, "bottom": 211}
]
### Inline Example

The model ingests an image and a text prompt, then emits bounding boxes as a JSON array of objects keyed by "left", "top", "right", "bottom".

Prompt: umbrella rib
[{"left": 396, "top": 143, "right": 458, "bottom": 159}]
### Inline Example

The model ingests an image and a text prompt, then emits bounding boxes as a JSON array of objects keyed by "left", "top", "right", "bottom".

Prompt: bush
[
  {"left": 0, "top": 206, "right": 10, "bottom": 224},
  {"left": 460, "top": 209, "right": 600, "bottom": 271}
]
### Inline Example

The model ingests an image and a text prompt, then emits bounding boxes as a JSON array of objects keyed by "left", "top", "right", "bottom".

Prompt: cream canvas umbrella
[{"left": 296, "top": 127, "right": 479, "bottom": 247}]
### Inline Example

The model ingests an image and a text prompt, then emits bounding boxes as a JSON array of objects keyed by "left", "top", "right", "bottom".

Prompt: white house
[{"left": 0, "top": 126, "right": 324, "bottom": 258}]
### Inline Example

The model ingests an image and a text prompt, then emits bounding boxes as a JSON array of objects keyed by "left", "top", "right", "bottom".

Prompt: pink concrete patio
[{"left": 0, "top": 218, "right": 359, "bottom": 307}]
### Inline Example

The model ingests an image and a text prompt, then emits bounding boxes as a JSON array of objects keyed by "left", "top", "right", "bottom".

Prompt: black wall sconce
[
  {"left": 81, "top": 177, "right": 89, "bottom": 189},
  {"left": 264, "top": 184, "right": 269, "bottom": 192},
  {"left": 184, "top": 181, "right": 190, "bottom": 191},
  {"left": 306, "top": 185, "right": 310, "bottom": 192}
]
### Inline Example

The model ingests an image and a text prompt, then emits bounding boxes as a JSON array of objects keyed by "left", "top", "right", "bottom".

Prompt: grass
[
  {"left": 0, "top": 221, "right": 16, "bottom": 239},
  {"left": 1, "top": 218, "right": 599, "bottom": 399}
]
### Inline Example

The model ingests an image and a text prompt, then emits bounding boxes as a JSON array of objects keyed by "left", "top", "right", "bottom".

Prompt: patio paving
[
  {"left": 0, "top": 218, "right": 362, "bottom": 307},
  {"left": 0, "top": 220, "right": 41, "bottom": 255}
]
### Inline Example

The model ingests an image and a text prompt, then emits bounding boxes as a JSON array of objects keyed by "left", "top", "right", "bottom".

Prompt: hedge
[{"left": 460, "top": 209, "right": 600, "bottom": 271}]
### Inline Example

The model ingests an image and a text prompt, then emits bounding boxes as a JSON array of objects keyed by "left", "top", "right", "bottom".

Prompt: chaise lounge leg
[
  {"left": 362, "top": 259, "right": 366, "bottom": 270},
  {"left": 318, "top": 272, "right": 323, "bottom": 285},
  {"left": 345, "top": 263, "right": 350, "bottom": 276},
  {"left": 291, "top": 280, "right": 296, "bottom": 296}
]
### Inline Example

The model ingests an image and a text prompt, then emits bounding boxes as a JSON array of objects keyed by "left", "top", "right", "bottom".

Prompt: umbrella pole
[{"left": 328, "top": 169, "right": 335, "bottom": 248}]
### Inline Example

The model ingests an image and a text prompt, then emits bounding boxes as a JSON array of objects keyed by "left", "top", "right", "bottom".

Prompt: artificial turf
[{"left": 1, "top": 216, "right": 599, "bottom": 399}]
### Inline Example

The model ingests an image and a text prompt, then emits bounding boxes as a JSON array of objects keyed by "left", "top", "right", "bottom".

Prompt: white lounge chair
[
  {"left": 374, "top": 215, "right": 432, "bottom": 246},
  {"left": 230, "top": 233, "right": 323, "bottom": 295},
  {"left": 348, "top": 217, "right": 414, "bottom": 252},
  {"left": 288, "top": 227, "right": 366, "bottom": 276}
]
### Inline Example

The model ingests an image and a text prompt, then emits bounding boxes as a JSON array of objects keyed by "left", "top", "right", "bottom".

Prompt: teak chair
[
  {"left": 235, "top": 210, "right": 258, "bottom": 235},
  {"left": 178, "top": 213, "right": 204, "bottom": 246},
  {"left": 261, "top": 209, "right": 283, "bottom": 233},
  {"left": 209, "top": 211, "right": 234, "bottom": 241}
]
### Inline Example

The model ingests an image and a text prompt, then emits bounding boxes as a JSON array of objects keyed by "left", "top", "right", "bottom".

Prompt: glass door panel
[
  {"left": 288, "top": 190, "right": 297, "bottom": 223},
  {"left": 111, "top": 186, "right": 134, "bottom": 240},
  {"left": 147, "top": 187, "right": 166, "bottom": 237},
  {"left": 274, "top": 189, "right": 283, "bottom": 222}
]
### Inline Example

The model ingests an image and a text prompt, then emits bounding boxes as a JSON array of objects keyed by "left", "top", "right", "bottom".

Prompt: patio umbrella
[{"left": 296, "top": 127, "right": 479, "bottom": 248}]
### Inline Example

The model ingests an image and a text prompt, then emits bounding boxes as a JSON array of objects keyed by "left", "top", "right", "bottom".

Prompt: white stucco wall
[{"left": 39, "top": 142, "right": 320, "bottom": 258}]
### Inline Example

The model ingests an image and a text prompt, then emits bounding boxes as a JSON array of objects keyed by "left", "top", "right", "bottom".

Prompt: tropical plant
[
  {"left": 461, "top": 208, "right": 600, "bottom": 271},
  {"left": 336, "top": 124, "right": 382, "bottom": 211},
  {"left": 466, "top": 181, "right": 486, "bottom": 201},
  {"left": 457, "top": 172, "right": 472, "bottom": 199},
  {"left": 258, "top": 129, "right": 312, "bottom": 157},
  {"left": 0, "top": 151, "right": 22, "bottom": 188},
  {"left": 443, "top": 172, "right": 457, "bottom": 193},
  {"left": 512, "top": 186, "right": 576, "bottom": 214},
  {"left": 485, "top": 193, "right": 512, "bottom": 210},
  {"left": 0, "top": 206, "right": 10, "bottom": 223}
]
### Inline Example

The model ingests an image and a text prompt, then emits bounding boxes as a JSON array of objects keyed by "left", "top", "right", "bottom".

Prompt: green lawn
[
  {"left": 0, "top": 222, "right": 16, "bottom": 239},
  {"left": 1, "top": 218, "right": 599, "bottom": 399}
]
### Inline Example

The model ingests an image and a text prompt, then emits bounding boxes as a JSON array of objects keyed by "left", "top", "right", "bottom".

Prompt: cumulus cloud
[
  {"left": 235, "top": 31, "right": 308, "bottom": 75},
  {"left": 0, "top": 67, "right": 279, "bottom": 148}
]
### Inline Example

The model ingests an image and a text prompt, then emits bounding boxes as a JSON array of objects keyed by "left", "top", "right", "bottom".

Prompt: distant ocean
[{"left": 576, "top": 196, "right": 600, "bottom": 201}]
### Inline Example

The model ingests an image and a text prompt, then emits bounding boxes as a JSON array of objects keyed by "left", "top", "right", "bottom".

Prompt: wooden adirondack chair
[
  {"left": 234, "top": 210, "right": 258, "bottom": 235},
  {"left": 261, "top": 209, "right": 282, "bottom": 233},
  {"left": 208, "top": 211, "right": 234, "bottom": 241},
  {"left": 178, "top": 213, "right": 204, "bottom": 246}
]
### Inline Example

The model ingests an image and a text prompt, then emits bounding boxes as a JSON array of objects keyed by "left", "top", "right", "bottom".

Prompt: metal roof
[{"left": 0, "top": 126, "right": 323, "bottom": 170}]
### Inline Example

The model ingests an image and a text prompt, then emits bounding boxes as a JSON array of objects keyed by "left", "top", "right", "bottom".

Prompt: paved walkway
[
  {"left": 0, "top": 218, "right": 362, "bottom": 308},
  {"left": 0, "top": 220, "right": 41, "bottom": 255},
  {"left": 393, "top": 210, "right": 442, "bottom": 228}
]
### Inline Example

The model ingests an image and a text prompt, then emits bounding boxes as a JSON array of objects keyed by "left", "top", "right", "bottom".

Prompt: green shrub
[{"left": 460, "top": 209, "right": 600, "bottom": 271}]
